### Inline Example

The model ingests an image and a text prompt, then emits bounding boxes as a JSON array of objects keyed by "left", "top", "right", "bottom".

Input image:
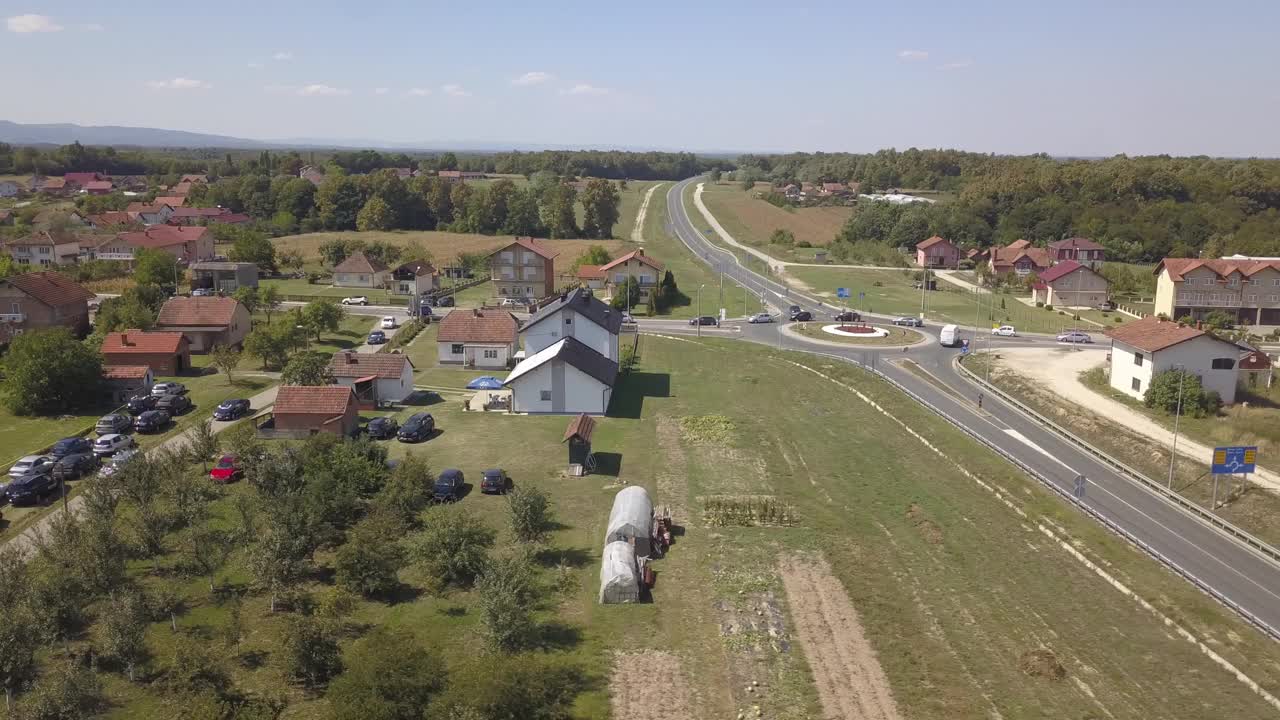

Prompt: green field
[{"left": 696, "top": 182, "right": 853, "bottom": 262}]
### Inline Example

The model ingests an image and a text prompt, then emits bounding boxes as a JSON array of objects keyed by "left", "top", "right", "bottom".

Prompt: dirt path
[
  {"left": 693, "top": 183, "right": 788, "bottom": 274},
  {"left": 632, "top": 183, "right": 663, "bottom": 243},
  {"left": 609, "top": 650, "right": 696, "bottom": 720},
  {"left": 779, "top": 555, "right": 903, "bottom": 720}
]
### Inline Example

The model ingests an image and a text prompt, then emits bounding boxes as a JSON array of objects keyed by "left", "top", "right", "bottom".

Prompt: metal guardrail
[{"left": 954, "top": 355, "right": 1280, "bottom": 569}]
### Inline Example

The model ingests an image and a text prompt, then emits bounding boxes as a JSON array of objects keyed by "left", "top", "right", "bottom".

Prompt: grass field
[
  {"left": 697, "top": 182, "right": 853, "bottom": 262},
  {"left": 790, "top": 321, "right": 923, "bottom": 346},
  {"left": 40, "top": 335, "right": 1280, "bottom": 719},
  {"left": 274, "top": 231, "right": 633, "bottom": 272}
]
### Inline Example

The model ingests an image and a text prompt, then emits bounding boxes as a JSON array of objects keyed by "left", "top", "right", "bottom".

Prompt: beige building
[
  {"left": 3, "top": 231, "right": 83, "bottom": 266},
  {"left": 488, "top": 237, "right": 558, "bottom": 299},
  {"left": 1154, "top": 258, "right": 1280, "bottom": 326},
  {"left": 1031, "top": 260, "right": 1109, "bottom": 307},
  {"left": 333, "top": 252, "right": 391, "bottom": 289},
  {"left": 599, "top": 248, "right": 664, "bottom": 303},
  {"left": 154, "top": 296, "right": 251, "bottom": 353}
]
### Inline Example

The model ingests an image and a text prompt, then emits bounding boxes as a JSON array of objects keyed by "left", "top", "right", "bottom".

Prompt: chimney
[
  {"left": 345, "top": 350, "right": 356, "bottom": 364},
  {"left": 473, "top": 309, "right": 482, "bottom": 318},
  {"left": 121, "top": 332, "right": 131, "bottom": 346},
  {"left": 637, "top": 246, "right": 644, "bottom": 257}
]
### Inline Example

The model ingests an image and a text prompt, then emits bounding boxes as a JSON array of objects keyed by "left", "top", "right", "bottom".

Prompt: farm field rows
[{"left": 697, "top": 182, "right": 853, "bottom": 262}]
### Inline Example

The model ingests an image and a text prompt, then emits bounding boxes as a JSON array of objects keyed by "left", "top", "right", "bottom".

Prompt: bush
[
  {"left": 768, "top": 229, "right": 795, "bottom": 246},
  {"left": 795, "top": 240, "right": 812, "bottom": 248},
  {"left": 283, "top": 617, "right": 342, "bottom": 688},
  {"left": 475, "top": 553, "right": 540, "bottom": 653},
  {"left": 1144, "top": 369, "right": 1218, "bottom": 417},
  {"left": 407, "top": 507, "right": 495, "bottom": 592},
  {"left": 328, "top": 628, "right": 446, "bottom": 720},
  {"left": 1044, "top": 304, "right": 1054, "bottom": 311},
  {"left": 434, "top": 654, "right": 586, "bottom": 720},
  {"left": 334, "top": 513, "right": 406, "bottom": 598},
  {"left": 1035, "top": 301, "right": 1044, "bottom": 308},
  {"left": 508, "top": 485, "right": 555, "bottom": 544}
]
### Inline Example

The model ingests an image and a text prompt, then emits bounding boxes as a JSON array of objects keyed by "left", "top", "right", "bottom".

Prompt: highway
[{"left": 663, "top": 177, "right": 1280, "bottom": 639}]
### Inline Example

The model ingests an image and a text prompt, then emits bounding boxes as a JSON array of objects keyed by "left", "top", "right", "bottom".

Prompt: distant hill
[{"left": 0, "top": 120, "right": 269, "bottom": 149}]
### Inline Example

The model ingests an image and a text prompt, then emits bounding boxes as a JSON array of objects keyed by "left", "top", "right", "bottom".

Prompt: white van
[{"left": 939, "top": 324, "right": 960, "bottom": 347}]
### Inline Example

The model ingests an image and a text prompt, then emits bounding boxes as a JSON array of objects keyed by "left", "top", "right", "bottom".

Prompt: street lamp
[
  {"left": 696, "top": 284, "right": 706, "bottom": 337},
  {"left": 1167, "top": 364, "right": 1187, "bottom": 488}
]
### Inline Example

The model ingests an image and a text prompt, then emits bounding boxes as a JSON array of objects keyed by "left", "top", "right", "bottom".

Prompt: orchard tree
[
  {"left": 334, "top": 513, "right": 406, "bottom": 598},
  {"left": 228, "top": 231, "right": 277, "bottom": 273},
  {"left": 301, "top": 299, "right": 345, "bottom": 341},
  {"left": 0, "top": 606, "right": 39, "bottom": 711},
  {"left": 260, "top": 284, "right": 282, "bottom": 323},
  {"left": 2, "top": 328, "right": 102, "bottom": 415},
  {"left": 282, "top": 351, "right": 334, "bottom": 386},
  {"left": 284, "top": 616, "right": 343, "bottom": 689},
  {"left": 571, "top": 245, "right": 612, "bottom": 271},
  {"left": 134, "top": 247, "right": 181, "bottom": 289},
  {"left": 475, "top": 553, "right": 539, "bottom": 652},
  {"left": 209, "top": 344, "right": 242, "bottom": 384},
  {"left": 407, "top": 507, "right": 495, "bottom": 592},
  {"left": 507, "top": 484, "right": 555, "bottom": 544},
  {"left": 232, "top": 286, "right": 260, "bottom": 315},
  {"left": 279, "top": 248, "right": 305, "bottom": 272},
  {"left": 101, "top": 591, "right": 149, "bottom": 681},
  {"left": 327, "top": 628, "right": 446, "bottom": 720},
  {"left": 249, "top": 525, "right": 309, "bottom": 612}
]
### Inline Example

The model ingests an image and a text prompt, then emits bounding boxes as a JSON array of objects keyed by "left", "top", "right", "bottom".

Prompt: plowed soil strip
[
  {"left": 610, "top": 650, "right": 695, "bottom": 720},
  {"left": 780, "top": 555, "right": 903, "bottom": 720}
]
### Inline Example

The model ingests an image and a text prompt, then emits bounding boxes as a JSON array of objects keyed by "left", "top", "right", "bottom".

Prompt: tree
[
  {"left": 209, "top": 344, "right": 242, "bottom": 384},
  {"left": 179, "top": 526, "right": 233, "bottom": 592},
  {"left": 13, "top": 660, "right": 102, "bottom": 720},
  {"left": 507, "top": 484, "right": 555, "bottom": 544},
  {"left": 540, "top": 184, "right": 579, "bottom": 239},
  {"left": 571, "top": 245, "right": 612, "bottom": 272},
  {"left": 282, "top": 351, "right": 334, "bottom": 386},
  {"left": 101, "top": 591, "right": 149, "bottom": 681},
  {"left": 232, "top": 286, "right": 260, "bottom": 315},
  {"left": 372, "top": 453, "right": 433, "bottom": 530},
  {"left": 610, "top": 276, "right": 640, "bottom": 311},
  {"left": 228, "top": 231, "right": 277, "bottom": 273},
  {"left": 317, "top": 175, "right": 367, "bottom": 231},
  {"left": 580, "top": 178, "right": 622, "bottom": 239},
  {"left": 301, "top": 299, "right": 344, "bottom": 341},
  {"left": 475, "top": 553, "right": 539, "bottom": 652},
  {"left": 357, "top": 196, "right": 395, "bottom": 231},
  {"left": 327, "top": 628, "right": 446, "bottom": 720},
  {"left": 437, "top": 152, "right": 458, "bottom": 171},
  {"left": 284, "top": 616, "right": 342, "bottom": 689},
  {"left": 334, "top": 513, "right": 406, "bottom": 598},
  {"left": 2, "top": 328, "right": 103, "bottom": 415},
  {"left": 769, "top": 229, "right": 795, "bottom": 245},
  {"left": 407, "top": 507, "right": 495, "bottom": 592},
  {"left": 260, "top": 284, "right": 282, "bottom": 323},
  {"left": 0, "top": 607, "right": 39, "bottom": 711},
  {"left": 92, "top": 293, "right": 156, "bottom": 334},
  {"left": 435, "top": 654, "right": 585, "bottom": 720},
  {"left": 249, "top": 524, "right": 309, "bottom": 613},
  {"left": 150, "top": 580, "right": 186, "bottom": 633},
  {"left": 134, "top": 247, "right": 182, "bottom": 290},
  {"left": 319, "top": 238, "right": 352, "bottom": 267},
  {"left": 708, "top": 169, "right": 722, "bottom": 182},
  {"left": 184, "top": 419, "right": 221, "bottom": 474},
  {"left": 244, "top": 322, "right": 298, "bottom": 370},
  {"left": 1144, "top": 368, "right": 1218, "bottom": 418},
  {"left": 279, "top": 248, "right": 305, "bottom": 272}
]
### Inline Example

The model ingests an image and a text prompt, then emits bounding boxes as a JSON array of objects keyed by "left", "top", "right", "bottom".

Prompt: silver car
[
  {"left": 748, "top": 312, "right": 774, "bottom": 323},
  {"left": 92, "top": 433, "right": 135, "bottom": 457},
  {"left": 1056, "top": 331, "right": 1093, "bottom": 343},
  {"left": 8, "top": 455, "right": 54, "bottom": 481}
]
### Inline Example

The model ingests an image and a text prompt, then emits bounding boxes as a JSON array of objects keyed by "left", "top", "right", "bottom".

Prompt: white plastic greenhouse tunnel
[
  {"left": 599, "top": 540, "right": 640, "bottom": 604},
  {"left": 605, "top": 485, "right": 654, "bottom": 556}
]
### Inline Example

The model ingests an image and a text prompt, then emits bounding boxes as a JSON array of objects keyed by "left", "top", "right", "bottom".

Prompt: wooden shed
[{"left": 563, "top": 413, "right": 596, "bottom": 475}]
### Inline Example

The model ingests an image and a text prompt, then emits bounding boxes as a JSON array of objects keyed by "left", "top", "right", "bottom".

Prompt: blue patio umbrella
[{"left": 466, "top": 376, "right": 504, "bottom": 390}]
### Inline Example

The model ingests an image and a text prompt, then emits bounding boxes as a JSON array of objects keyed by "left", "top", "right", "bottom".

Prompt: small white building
[
  {"left": 436, "top": 309, "right": 519, "bottom": 369},
  {"left": 328, "top": 350, "right": 415, "bottom": 406},
  {"left": 333, "top": 251, "right": 391, "bottom": 289},
  {"left": 1105, "top": 316, "right": 1244, "bottom": 405},
  {"left": 504, "top": 337, "right": 617, "bottom": 415},
  {"left": 392, "top": 260, "right": 439, "bottom": 296},
  {"left": 520, "top": 288, "right": 622, "bottom": 362}
]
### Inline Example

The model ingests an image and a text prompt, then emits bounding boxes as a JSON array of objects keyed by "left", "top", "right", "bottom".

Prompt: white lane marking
[{"left": 1004, "top": 428, "right": 1078, "bottom": 474}]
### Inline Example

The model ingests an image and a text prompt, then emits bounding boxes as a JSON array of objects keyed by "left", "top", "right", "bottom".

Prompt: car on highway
[
  {"left": 209, "top": 455, "right": 243, "bottom": 484},
  {"left": 151, "top": 381, "right": 187, "bottom": 397},
  {"left": 366, "top": 416, "right": 399, "bottom": 440},
  {"left": 50, "top": 437, "right": 92, "bottom": 459},
  {"left": 433, "top": 468, "right": 466, "bottom": 503},
  {"left": 892, "top": 316, "right": 924, "bottom": 327},
  {"left": 367, "top": 330, "right": 388, "bottom": 345},
  {"left": 8, "top": 455, "right": 54, "bottom": 482},
  {"left": 480, "top": 468, "right": 509, "bottom": 495},
  {"left": 52, "top": 452, "right": 98, "bottom": 482},
  {"left": 342, "top": 296, "right": 369, "bottom": 306},
  {"left": 156, "top": 394, "right": 193, "bottom": 415},
  {"left": 95, "top": 413, "right": 133, "bottom": 436},
  {"left": 126, "top": 394, "right": 158, "bottom": 415},
  {"left": 4, "top": 471, "right": 57, "bottom": 506},
  {"left": 747, "top": 312, "right": 774, "bottom": 324},
  {"left": 380, "top": 315, "right": 398, "bottom": 329},
  {"left": 213, "top": 398, "right": 251, "bottom": 421},
  {"left": 790, "top": 310, "right": 813, "bottom": 322},
  {"left": 92, "top": 433, "right": 135, "bottom": 457},
  {"left": 991, "top": 325, "right": 1017, "bottom": 337},
  {"left": 689, "top": 315, "right": 719, "bottom": 327},
  {"left": 133, "top": 409, "right": 171, "bottom": 433},
  {"left": 397, "top": 412, "right": 435, "bottom": 443},
  {"left": 833, "top": 310, "right": 861, "bottom": 322},
  {"left": 1057, "top": 330, "right": 1094, "bottom": 344}
]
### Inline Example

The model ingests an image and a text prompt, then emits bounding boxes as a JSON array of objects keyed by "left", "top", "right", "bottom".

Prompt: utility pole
[
  {"left": 1167, "top": 365, "right": 1186, "bottom": 488},
  {"left": 696, "top": 284, "right": 705, "bottom": 338}
]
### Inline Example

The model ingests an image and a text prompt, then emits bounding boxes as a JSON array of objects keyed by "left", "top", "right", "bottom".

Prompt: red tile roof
[
  {"left": 154, "top": 196, "right": 186, "bottom": 207},
  {"left": 89, "top": 211, "right": 136, "bottom": 226},
  {"left": 4, "top": 230, "right": 79, "bottom": 248},
  {"left": 562, "top": 413, "right": 596, "bottom": 443},
  {"left": 600, "top": 250, "right": 663, "bottom": 272},
  {"left": 437, "top": 309, "right": 518, "bottom": 344},
  {"left": 333, "top": 251, "right": 388, "bottom": 274},
  {"left": 273, "top": 385, "right": 356, "bottom": 416},
  {"left": 156, "top": 296, "right": 242, "bottom": 327},
  {"left": 394, "top": 260, "right": 437, "bottom": 277},
  {"left": 171, "top": 207, "right": 231, "bottom": 219},
  {"left": 118, "top": 225, "right": 208, "bottom": 249},
  {"left": 916, "top": 236, "right": 952, "bottom": 250},
  {"left": 102, "top": 365, "right": 150, "bottom": 380},
  {"left": 1104, "top": 317, "right": 1224, "bottom": 353},
  {"left": 180, "top": 174, "right": 209, "bottom": 184},
  {"left": 1048, "top": 237, "right": 1104, "bottom": 251},
  {"left": 126, "top": 202, "right": 170, "bottom": 214},
  {"left": 102, "top": 330, "right": 187, "bottom": 355},
  {"left": 3, "top": 271, "right": 95, "bottom": 308},
  {"left": 991, "top": 247, "right": 1051, "bottom": 271},
  {"left": 84, "top": 180, "right": 114, "bottom": 192},
  {"left": 64, "top": 172, "right": 102, "bottom": 186},
  {"left": 1035, "top": 260, "right": 1092, "bottom": 284},
  {"left": 1240, "top": 351, "right": 1271, "bottom": 371},
  {"left": 1156, "top": 258, "right": 1280, "bottom": 282},
  {"left": 1006, "top": 239, "right": 1031, "bottom": 250},
  {"left": 576, "top": 264, "right": 605, "bottom": 280},
  {"left": 491, "top": 236, "right": 558, "bottom": 260},
  {"left": 328, "top": 351, "right": 413, "bottom": 379},
  {"left": 215, "top": 213, "right": 251, "bottom": 224},
  {"left": 40, "top": 178, "right": 67, "bottom": 190}
]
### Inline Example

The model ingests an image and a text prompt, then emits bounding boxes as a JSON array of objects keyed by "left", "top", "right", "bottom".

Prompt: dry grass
[
  {"left": 273, "top": 230, "right": 632, "bottom": 269},
  {"left": 700, "top": 183, "right": 852, "bottom": 247}
]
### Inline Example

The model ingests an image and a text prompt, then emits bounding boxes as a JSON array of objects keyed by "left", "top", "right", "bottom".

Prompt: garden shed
[
  {"left": 598, "top": 541, "right": 640, "bottom": 604},
  {"left": 605, "top": 486, "right": 653, "bottom": 557},
  {"left": 563, "top": 413, "right": 596, "bottom": 475}
]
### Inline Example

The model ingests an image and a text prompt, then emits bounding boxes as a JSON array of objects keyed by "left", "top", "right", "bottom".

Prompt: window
[
  {"left": 525, "top": 286, "right": 533, "bottom": 295},
  {"left": 540, "top": 390, "right": 552, "bottom": 401},
  {"left": 483, "top": 349, "right": 498, "bottom": 359},
  {"left": 1133, "top": 351, "right": 1143, "bottom": 366},
  {"left": 499, "top": 287, "right": 507, "bottom": 295},
  {"left": 564, "top": 316, "right": 573, "bottom": 325},
  {"left": 1271, "top": 295, "right": 1279, "bottom": 303},
  {"left": 1131, "top": 377, "right": 1142, "bottom": 392},
  {"left": 1228, "top": 277, "right": 1240, "bottom": 286},
  {"left": 37, "top": 246, "right": 49, "bottom": 254},
  {"left": 1210, "top": 293, "right": 1218, "bottom": 301},
  {"left": 450, "top": 344, "right": 464, "bottom": 354},
  {"left": 1211, "top": 358, "right": 1235, "bottom": 370},
  {"left": 1250, "top": 294, "right": 1258, "bottom": 303},
  {"left": 1273, "top": 279, "right": 1280, "bottom": 287}
]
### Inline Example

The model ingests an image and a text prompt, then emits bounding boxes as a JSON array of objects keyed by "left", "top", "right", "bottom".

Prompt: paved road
[{"left": 666, "top": 177, "right": 1280, "bottom": 640}]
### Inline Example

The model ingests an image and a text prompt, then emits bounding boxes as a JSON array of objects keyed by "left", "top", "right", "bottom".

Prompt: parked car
[
  {"left": 434, "top": 468, "right": 465, "bottom": 502},
  {"left": 133, "top": 409, "right": 171, "bottom": 433},
  {"left": 689, "top": 315, "right": 719, "bottom": 326},
  {"left": 191, "top": 288, "right": 213, "bottom": 297},
  {"left": 790, "top": 310, "right": 813, "bottom": 322},
  {"left": 92, "top": 433, "right": 135, "bottom": 457},
  {"left": 1057, "top": 330, "right": 1094, "bottom": 344},
  {"left": 436, "top": 296, "right": 455, "bottom": 308},
  {"left": 499, "top": 298, "right": 522, "bottom": 308},
  {"left": 126, "top": 394, "right": 158, "bottom": 415},
  {"left": 748, "top": 312, "right": 774, "bottom": 324},
  {"left": 380, "top": 315, "right": 398, "bottom": 329},
  {"left": 213, "top": 398, "right": 251, "bottom": 421},
  {"left": 1096, "top": 300, "right": 1116, "bottom": 311},
  {"left": 156, "top": 394, "right": 193, "bottom": 415},
  {"left": 366, "top": 416, "right": 399, "bottom": 440},
  {"left": 342, "top": 296, "right": 369, "bottom": 306},
  {"left": 209, "top": 455, "right": 242, "bottom": 484},
  {"left": 52, "top": 452, "right": 98, "bottom": 481},
  {"left": 8, "top": 455, "right": 54, "bottom": 482},
  {"left": 95, "top": 413, "right": 132, "bottom": 436},
  {"left": 621, "top": 312, "right": 635, "bottom": 324},
  {"left": 787, "top": 305, "right": 802, "bottom": 316},
  {"left": 480, "top": 468, "right": 509, "bottom": 495},
  {"left": 833, "top": 310, "right": 861, "bottom": 322},
  {"left": 397, "top": 413, "right": 435, "bottom": 442},
  {"left": 151, "top": 382, "right": 187, "bottom": 397},
  {"left": 4, "top": 472, "right": 57, "bottom": 506},
  {"left": 893, "top": 316, "right": 924, "bottom": 327},
  {"left": 991, "top": 325, "right": 1017, "bottom": 337},
  {"left": 50, "top": 437, "right": 91, "bottom": 459},
  {"left": 98, "top": 449, "right": 138, "bottom": 478}
]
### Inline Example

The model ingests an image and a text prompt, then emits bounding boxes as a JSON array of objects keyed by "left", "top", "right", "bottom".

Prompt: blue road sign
[
  {"left": 859, "top": 291, "right": 865, "bottom": 300},
  {"left": 836, "top": 287, "right": 850, "bottom": 299},
  {"left": 961, "top": 340, "right": 970, "bottom": 354},
  {"left": 1212, "top": 446, "right": 1257, "bottom": 474}
]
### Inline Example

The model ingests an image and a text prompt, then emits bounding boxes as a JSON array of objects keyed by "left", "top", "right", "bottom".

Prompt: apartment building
[
  {"left": 488, "top": 237, "right": 558, "bottom": 299},
  {"left": 1154, "top": 257, "right": 1280, "bottom": 326}
]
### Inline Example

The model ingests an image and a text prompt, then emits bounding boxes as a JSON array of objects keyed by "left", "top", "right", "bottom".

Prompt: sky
[{"left": 3, "top": 0, "right": 1279, "bottom": 156}]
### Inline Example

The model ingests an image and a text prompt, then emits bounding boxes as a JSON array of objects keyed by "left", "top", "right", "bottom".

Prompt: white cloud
[
  {"left": 405, "top": 87, "right": 431, "bottom": 97},
  {"left": 297, "top": 83, "right": 349, "bottom": 97},
  {"left": 7, "top": 14, "right": 63, "bottom": 33},
  {"left": 146, "top": 77, "right": 212, "bottom": 90},
  {"left": 513, "top": 71, "right": 553, "bottom": 86},
  {"left": 247, "top": 61, "right": 263, "bottom": 69},
  {"left": 272, "top": 51, "right": 293, "bottom": 61},
  {"left": 441, "top": 83, "right": 470, "bottom": 97},
  {"left": 938, "top": 60, "right": 973, "bottom": 70},
  {"left": 374, "top": 87, "right": 390, "bottom": 95},
  {"left": 81, "top": 23, "right": 104, "bottom": 32},
  {"left": 562, "top": 83, "right": 609, "bottom": 96},
  {"left": 897, "top": 49, "right": 929, "bottom": 61}
]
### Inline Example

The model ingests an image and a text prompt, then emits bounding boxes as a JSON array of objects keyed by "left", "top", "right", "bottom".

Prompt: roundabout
[
  {"left": 821, "top": 324, "right": 891, "bottom": 338},
  {"left": 788, "top": 322, "right": 925, "bottom": 347}
]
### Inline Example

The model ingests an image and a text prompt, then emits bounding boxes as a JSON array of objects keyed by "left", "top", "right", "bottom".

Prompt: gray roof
[
  {"left": 522, "top": 288, "right": 623, "bottom": 337},
  {"left": 505, "top": 336, "right": 618, "bottom": 388},
  {"left": 191, "top": 261, "right": 258, "bottom": 271}
]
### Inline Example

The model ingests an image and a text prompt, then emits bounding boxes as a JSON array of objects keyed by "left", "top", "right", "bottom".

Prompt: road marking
[{"left": 1004, "top": 429, "right": 1078, "bottom": 474}]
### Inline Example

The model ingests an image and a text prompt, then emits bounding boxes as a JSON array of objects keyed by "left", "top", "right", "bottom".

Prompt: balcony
[{"left": 0, "top": 313, "right": 26, "bottom": 323}]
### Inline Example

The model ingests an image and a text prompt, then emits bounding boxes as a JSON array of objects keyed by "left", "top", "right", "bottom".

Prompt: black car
[
  {"left": 52, "top": 452, "right": 98, "bottom": 481},
  {"left": 367, "top": 416, "right": 399, "bottom": 440},
  {"left": 788, "top": 304, "right": 802, "bottom": 316},
  {"left": 833, "top": 310, "right": 861, "bottom": 322},
  {"left": 156, "top": 394, "right": 193, "bottom": 415},
  {"left": 134, "top": 409, "right": 171, "bottom": 433},
  {"left": 397, "top": 413, "right": 435, "bottom": 442},
  {"left": 213, "top": 398, "right": 251, "bottom": 421},
  {"left": 50, "top": 437, "right": 91, "bottom": 459},
  {"left": 437, "top": 296, "right": 455, "bottom": 307},
  {"left": 480, "top": 468, "right": 508, "bottom": 495},
  {"left": 434, "top": 469, "right": 465, "bottom": 502},
  {"left": 790, "top": 310, "right": 813, "bottom": 321},
  {"left": 689, "top": 315, "right": 719, "bottom": 326},
  {"left": 126, "top": 394, "right": 158, "bottom": 415},
  {"left": 4, "top": 472, "right": 57, "bottom": 506}
]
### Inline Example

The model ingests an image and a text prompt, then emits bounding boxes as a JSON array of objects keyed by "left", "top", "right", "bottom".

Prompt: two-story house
[
  {"left": 1031, "top": 260, "right": 1110, "bottom": 308},
  {"left": 0, "top": 271, "right": 95, "bottom": 338},
  {"left": 3, "top": 231, "right": 83, "bottom": 266},
  {"left": 391, "top": 260, "right": 439, "bottom": 296},
  {"left": 1105, "top": 316, "right": 1245, "bottom": 404},
  {"left": 96, "top": 226, "right": 214, "bottom": 264},
  {"left": 989, "top": 239, "right": 1052, "bottom": 276},
  {"left": 599, "top": 248, "right": 664, "bottom": 303},
  {"left": 503, "top": 289, "right": 622, "bottom": 415},
  {"left": 1048, "top": 237, "right": 1105, "bottom": 270},
  {"left": 154, "top": 296, "right": 251, "bottom": 352},
  {"left": 915, "top": 236, "right": 960, "bottom": 269},
  {"left": 488, "top": 237, "right": 558, "bottom": 299},
  {"left": 1154, "top": 257, "right": 1280, "bottom": 326}
]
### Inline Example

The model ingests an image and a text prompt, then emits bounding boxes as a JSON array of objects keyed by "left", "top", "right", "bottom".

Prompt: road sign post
[
  {"left": 1073, "top": 474, "right": 1087, "bottom": 499},
  {"left": 1211, "top": 446, "right": 1256, "bottom": 509}
]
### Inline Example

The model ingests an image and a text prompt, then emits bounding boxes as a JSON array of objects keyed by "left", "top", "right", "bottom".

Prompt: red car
[{"left": 209, "top": 454, "right": 242, "bottom": 483}]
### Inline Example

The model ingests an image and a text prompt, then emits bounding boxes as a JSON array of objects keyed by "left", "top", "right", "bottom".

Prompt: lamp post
[
  {"left": 1167, "top": 364, "right": 1187, "bottom": 488},
  {"left": 696, "top": 284, "right": 706, "bottom": 338}
]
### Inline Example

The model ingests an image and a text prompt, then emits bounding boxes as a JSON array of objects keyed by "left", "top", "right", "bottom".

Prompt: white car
[
  {"left": 748, "top": 312, "right": 774, "bottom": 324},
  {"left": 620, "top": 313, "right": 636, "bottom": 324},
  {"left": 151, "top": 382, "right": 187, "bottom": 397},
  {"left": 8, "top": 455, "right": 54, "bottom": 481},
  {"left": 380, "top": 316, "right": 397, "bottom": 330},
  {"left": 92, "top": 434, "right": 135, "bottom": 457},
  {"left": 499, "top": 298, "right": 522, "bottom": 308},
  {"left": 342, "top": 296, "right": 369, "bottom": 306},
  {"left": 991, "top": 325, "right": 1016, "bottom": 337}
]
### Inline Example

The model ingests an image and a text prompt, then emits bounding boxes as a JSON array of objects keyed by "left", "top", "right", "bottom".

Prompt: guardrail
[{"left": 955, "top": 354, "right": 1280, "bottom": 569}]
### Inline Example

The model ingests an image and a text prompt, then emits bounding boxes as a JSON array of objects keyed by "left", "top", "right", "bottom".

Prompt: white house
[
  {"left": 328, "top": 350, "right": 415, "bottom": 406},
  {"left": 391, "top": 260, "right": 439, "bottom": 296},
  {"left": 436, "top": 309, "right": 518, "bottom": 369},
  {"left": 1105, "top": 316, "right": 1245, "bottom": 405},
  {"left": 333, "top": 251, "right": 391, "bottom": 289},
  {"left": 504, "top": 337, "right": 618, "bottom": 415},
  {"left": 520, "top": 288, "right": 622, "bottom": 362}
]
